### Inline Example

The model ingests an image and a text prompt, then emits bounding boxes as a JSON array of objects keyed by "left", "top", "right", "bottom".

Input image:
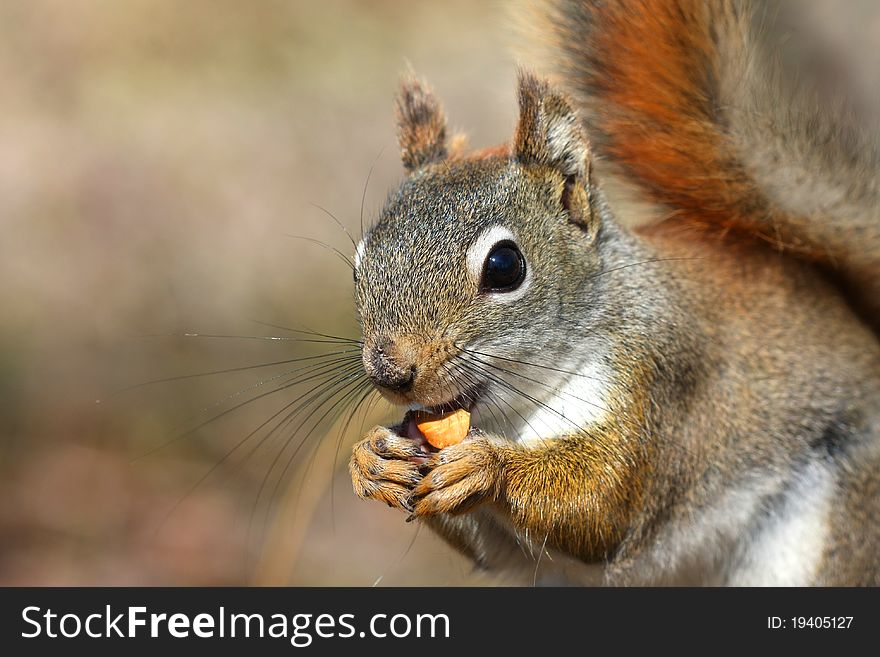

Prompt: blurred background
[{"left": 0, "top": 0, "right": 519, "bottom": 585}]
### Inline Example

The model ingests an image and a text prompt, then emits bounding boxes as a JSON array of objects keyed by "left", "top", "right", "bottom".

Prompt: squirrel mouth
[
  {"left": 407, "top": 383, "right": 485, "bottom": 416},
  {"left": 402, "top": 384, "right": 485, "bottom": 452}
]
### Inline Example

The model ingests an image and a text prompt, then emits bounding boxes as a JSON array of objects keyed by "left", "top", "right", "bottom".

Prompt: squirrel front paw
[
  {"left": 410, "top": 436, "right": 503, "bottom": 517},
  {"left": 349, "top": 425, "right": 424, "bottom": 511}
]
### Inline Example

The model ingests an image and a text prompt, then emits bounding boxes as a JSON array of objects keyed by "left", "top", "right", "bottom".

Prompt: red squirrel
[{"left": 348, "top": 0, "right": 880, "bottom": 585}]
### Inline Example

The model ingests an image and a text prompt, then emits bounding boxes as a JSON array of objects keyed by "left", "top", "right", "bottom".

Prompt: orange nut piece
[{"left": 414, "top": 409, "right": 471, "bottom": 449}]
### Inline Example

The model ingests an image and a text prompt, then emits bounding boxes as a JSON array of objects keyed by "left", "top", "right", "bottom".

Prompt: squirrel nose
[
  {"left": 372, "top": 365, "right": 416, "bottom": 392},
  {"left": 365, "top": 339, "right": 417, "bottom": 393}
]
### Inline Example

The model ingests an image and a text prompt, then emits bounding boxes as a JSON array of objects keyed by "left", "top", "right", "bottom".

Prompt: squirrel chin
[{"left": 405, "top": 382, "right": 485, "bottom": 416}]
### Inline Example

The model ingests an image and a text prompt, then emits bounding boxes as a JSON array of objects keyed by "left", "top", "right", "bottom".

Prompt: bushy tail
[{"left": 522, "top": 0, "right": 880, "bottom": 329}]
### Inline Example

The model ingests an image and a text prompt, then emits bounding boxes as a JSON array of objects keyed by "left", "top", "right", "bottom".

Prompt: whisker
[
  {"left": 309, "top": 202, "right": 356, "bottom": 249},
  {"left": 362, "top": 388, "right": 385, "bottom": 419},
  {"left": 470, "top": 354, "right": 695, "bottom": 463},
  {"left": 220, "top": 363, "right": 366, "bottom": 495},
  {"left": 456, "top": 358, "right": 525, "bottom": 441},
  {"left": 373, "top": 522, "right": 422, "bottom": 587},
  {"left": 454, "top": 357, "right": 547, "bottom": 442},
  {"left": 250, "top": 320, "right": 362, "bottom": 345},
  {"left": 185, "top": 355, "right": 359, "bottom": 425},
  {"left": 458, "top": 345, "right": 622, "bottom": 390},
  {"left": 133, "top": 356, "right": 362, "bottom": 461},
  {"left": 330, "top": 385, "right": 377, "bottom": 533},
  {"left": 284, "top": 234, "right": 355, "bottom": 271},
  {"left": 239, "top": 369, "right": 365, "bottom": 579},
  {"left": 586, "top": 256, "right": 704, "bottom": 282},
  {"left": 149, "top": 361, "right": 364, "bottom": 537},
  {"left": 449, "top": 360, "right": 514, "bottom": 440},
  {"left": 293, "top": 379, "right": 374, "bottom": 528},
  {"left": 246, "top": 370, "right": 365, "bottom": 522},
  {"left": 360, "top": 147, "right": 385, "bottom": 240},
  {"left": 265, "top": 375, "right": 371, "bottom": 513},
  {"left": 109, "top": 350, "right": 358, "bottom": 396},
  {"left": 533, "top": 531, "right": 552, "bottom": 587},
  {"left": 483, "top": 382, "right": 548, "bottom": 445},
  {"left": 249, "top": 373, "right": 368, "bottom": 567},
  {"left": 458, "top": 355, "right": 596, "bottom": 439},
  {"left": 139, "top": 332, "right": 356, "bottom": 346},
  {"left": 461, "top": 351, "right": 613, "bottom": 415}
]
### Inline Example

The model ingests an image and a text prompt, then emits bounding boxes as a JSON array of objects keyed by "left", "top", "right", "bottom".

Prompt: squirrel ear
[
  {"left": 395, "top": 73, "right": 448, "bottom": 172},
  {"left": 513, "top": 70, "right": 590, "bottom": 180},
  {"left": 514, "top": 70, "right": 595, "bottom": 231}
]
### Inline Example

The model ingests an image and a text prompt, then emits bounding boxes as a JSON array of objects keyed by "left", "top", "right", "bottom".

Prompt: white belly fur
[
  {"left": 728, "top": 462, "right": 833, "bottom": 586},
  {"left": 502, "top": 358, "right": 612, "bottom": 446}
]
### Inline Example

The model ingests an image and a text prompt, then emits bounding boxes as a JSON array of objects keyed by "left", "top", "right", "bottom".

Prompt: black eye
[{"left": 481, "top": 241, "right": 525, "bottom": 292}]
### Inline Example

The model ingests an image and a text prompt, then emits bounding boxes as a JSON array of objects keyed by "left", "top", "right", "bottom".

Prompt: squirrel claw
[
  {"left": 349, "top": 425, "right": 423, "bottom": 512},
  {"left": 408, "top": 438, "right": 502, "bottom": 516}
]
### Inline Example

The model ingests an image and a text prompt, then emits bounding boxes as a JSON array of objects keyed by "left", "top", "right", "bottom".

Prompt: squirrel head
[{"left": 355, "top": 71, "right": 609, "bottom": 416}]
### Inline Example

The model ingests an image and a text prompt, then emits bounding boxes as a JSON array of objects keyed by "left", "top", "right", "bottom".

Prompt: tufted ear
[
  {"left": 514, "top": 71, "right": 594, "bottom": 230},
  {"left": 395, "top": 73, "right": 448, "bottom": 172},
  {"left": 514, "top": 70, "right": 590, "bottom": 179}
]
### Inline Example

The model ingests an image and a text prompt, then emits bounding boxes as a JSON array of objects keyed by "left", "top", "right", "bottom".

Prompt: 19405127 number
[
  {"left": 767, "top": 616, "right": 854, "bottom": 629},
  {"left": 795, "top": 616, "right": 852, "bottom": 629}
]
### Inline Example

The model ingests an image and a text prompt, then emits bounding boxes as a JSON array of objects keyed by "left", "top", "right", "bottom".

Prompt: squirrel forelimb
[{"left": 352, "top": 418, "right": 644, "bottom": 563}]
